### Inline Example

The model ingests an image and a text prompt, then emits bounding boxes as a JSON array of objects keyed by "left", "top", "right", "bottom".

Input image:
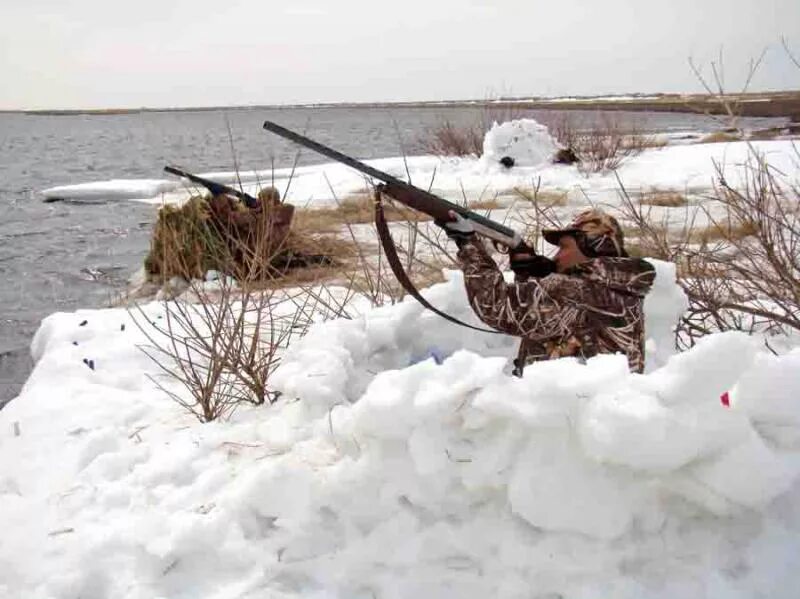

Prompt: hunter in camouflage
[{"left": 441, "top": 208, "right": 656, "bottom": 374}]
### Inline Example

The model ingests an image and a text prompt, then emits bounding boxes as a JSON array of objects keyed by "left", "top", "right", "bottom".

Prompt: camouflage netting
[{"left": 144, "top": 188, "right": 304, "bottom": 283}]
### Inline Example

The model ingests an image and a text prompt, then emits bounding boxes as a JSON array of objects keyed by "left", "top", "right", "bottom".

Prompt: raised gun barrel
[
  {"left": 164, "top": 165, "right": 259, "bottom": 209},
  {"left": 262, "top": 120, "right": 523, "bottom": 249}
]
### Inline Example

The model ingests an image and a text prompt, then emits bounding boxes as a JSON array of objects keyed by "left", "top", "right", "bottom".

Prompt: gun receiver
[
  {"left": 164, "top": 165, "right": 259, "bottom": 209},
  {"left": 262, "top": 120, "right": 524, "bottom": 249}
]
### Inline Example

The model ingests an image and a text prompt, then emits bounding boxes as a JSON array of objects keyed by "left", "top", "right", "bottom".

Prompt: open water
[{"left": 0, "top": 106, "right": 789, "bottom": 404}]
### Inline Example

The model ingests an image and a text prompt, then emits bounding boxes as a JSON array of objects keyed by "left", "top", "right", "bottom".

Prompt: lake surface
[{"left": 0, "top": 105, "right": 788, "bottom": 404}]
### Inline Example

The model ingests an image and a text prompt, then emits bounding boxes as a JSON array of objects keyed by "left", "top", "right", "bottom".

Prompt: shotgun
[
  {"left": 261, "top": 120, "right": 526, "bottom": 250},
  {"left": 164, "top": 165, "right": 259, "bottom": 209}
]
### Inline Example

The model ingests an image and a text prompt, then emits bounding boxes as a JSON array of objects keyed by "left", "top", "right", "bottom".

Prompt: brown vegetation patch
[
  {"left": 747, "top": 127, "right": 789, "bottom": 141},
  {"left": 144, "top": 196, "right": 225, "bottom": 280},
  {"left": 500, "top": 186, "right": 569, "bottom": 207},
  {"left": 294, "top": 190, "right": 516, "bottom": 234},
  {"left": 698, "top": 131, "right": 741, "bottom": 144},
  {"left": 144, "top": 195, "right": 353, "bottom": 284},
  {"left": 638, "top": 190, "right": 689, "bottom": 207},
  {"left": 687, "top": 220, "right": 759, "bottom": 244},
  {"left": 293, "top": 191, "right": 434, "bottom": 232}
]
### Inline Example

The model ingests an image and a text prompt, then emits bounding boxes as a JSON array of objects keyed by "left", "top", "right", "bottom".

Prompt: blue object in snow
[{"left": 409, "top": 347, "right": 448, "bottom": 366}]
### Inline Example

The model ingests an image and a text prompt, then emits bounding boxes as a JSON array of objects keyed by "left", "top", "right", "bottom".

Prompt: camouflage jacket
[{"left": 457, "top": 238, "right": 656, "bottom": 373}]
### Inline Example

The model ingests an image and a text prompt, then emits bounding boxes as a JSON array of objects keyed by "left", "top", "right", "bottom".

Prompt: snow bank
[{"left": 3, "top": 258, "right": 800, "bottom": 598}]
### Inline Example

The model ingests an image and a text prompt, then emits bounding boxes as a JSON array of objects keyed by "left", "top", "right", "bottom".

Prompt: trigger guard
[{"left": 492, "top": 240, "right": 510, "bottom": 254}]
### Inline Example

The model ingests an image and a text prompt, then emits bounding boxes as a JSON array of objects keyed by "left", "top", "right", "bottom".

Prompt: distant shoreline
[{"left": 4, "top": 91, "right": 800, "bottom": 119}]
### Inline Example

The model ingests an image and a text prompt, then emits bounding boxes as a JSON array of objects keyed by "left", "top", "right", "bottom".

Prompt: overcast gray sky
[{"left": 1, "top": 0, "right": 798, "bottom": 110}]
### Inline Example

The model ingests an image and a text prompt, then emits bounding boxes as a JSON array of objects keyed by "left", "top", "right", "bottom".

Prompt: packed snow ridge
[{"left": 2, "top": 260, "right": 800, "bottom": 598}]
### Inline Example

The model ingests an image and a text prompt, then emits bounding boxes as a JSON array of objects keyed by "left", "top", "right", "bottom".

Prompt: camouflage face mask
[{"left": 542, "top": 208, "right": 627, "bottom": 258}]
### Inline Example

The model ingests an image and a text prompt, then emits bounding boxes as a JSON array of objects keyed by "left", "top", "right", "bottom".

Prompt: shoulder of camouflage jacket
[{"left": 568, "top": 257, "right": 656, "bottom": 298}]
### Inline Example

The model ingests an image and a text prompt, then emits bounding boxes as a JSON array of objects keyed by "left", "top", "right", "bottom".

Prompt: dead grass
[
  {"left": 293, "top": 189, "right": 517, "bottom": 234},
  {"left": 687, "top": 220, "right": 759, "bottom": 244},
  {"left": 698, "top": 131, "right": 741, "bottom": 144},
  {"left": 293, "top": 191, "right": 432, "bottom": 232},
  {"left": 499, "top": 186, "right": 569, "bottom": 207},
  {"left": 624, "top": 239, "right": 665, "bottom": 260},
  {"left": 638, "top": 189, "right": 689, "bottom": 207},
  {"left": 747, "top": 127, "right": 788, "bottom": 141},
  {"left": 144, "top": 196, "right": 227, "bottom": 280}
]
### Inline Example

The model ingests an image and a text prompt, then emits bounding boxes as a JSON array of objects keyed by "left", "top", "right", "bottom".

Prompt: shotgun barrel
[{"left": 262, "top": 120, "right": 523, "bottom": 249}]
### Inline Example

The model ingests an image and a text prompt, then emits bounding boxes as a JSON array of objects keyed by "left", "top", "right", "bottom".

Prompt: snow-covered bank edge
[{"left": 39, "top": 139, "right": 800, "bottom": 208}]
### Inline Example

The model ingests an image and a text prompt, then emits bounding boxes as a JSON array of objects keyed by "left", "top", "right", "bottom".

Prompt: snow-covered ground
[
  {"left": 4, "top": 124, "right": 800, "bottom": 598},
  {"left": 2, "top": 266, "right": 800, "bottom": 598}
]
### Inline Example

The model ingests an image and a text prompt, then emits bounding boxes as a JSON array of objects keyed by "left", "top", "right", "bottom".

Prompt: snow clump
[{"left": 480, "top": 118, "right": 561, "bottom": 168}]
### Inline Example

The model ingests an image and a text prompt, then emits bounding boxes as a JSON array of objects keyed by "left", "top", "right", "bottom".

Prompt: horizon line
[{"left": 3, "top": 89, "right": 800, "bottom": 116}]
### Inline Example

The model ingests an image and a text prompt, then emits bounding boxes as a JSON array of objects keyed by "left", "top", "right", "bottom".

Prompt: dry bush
[
  {"left": 539, "top": 112, "right": 665, "bottom": 175},
  {"left": 419, "top": 119, "right": 485, "bottom": 157},
  {"left": 649, "top": 49, "right": 800, "bottom": 345},
  {"left": 133, "top": 193, "right": 334, "bottom": 422},
  {"left": 417, "top": 105, "right": 533, "bottom": 157},
  {"left": 617, "top": 150, "right": 800, "bottom": 347}
]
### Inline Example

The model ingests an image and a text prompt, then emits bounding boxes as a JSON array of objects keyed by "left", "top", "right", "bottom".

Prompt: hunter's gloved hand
[
  {"left": 436, "top": 211, "right": 476, "bottom": 246},
  {"left": 510, "top": 248, "right": 557, "bottom": 279}
]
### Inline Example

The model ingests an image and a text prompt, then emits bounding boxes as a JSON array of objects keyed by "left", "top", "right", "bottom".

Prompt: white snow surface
[
  {"left": 3, "top": 262, "right": 800, "bottom": 599},
  {"left": 37, "top": 138, "right": 800, "bottom": 210}
]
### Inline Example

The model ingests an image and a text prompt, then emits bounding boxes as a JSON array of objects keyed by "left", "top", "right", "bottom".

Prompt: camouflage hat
[
  {"left": 257, "top": 187, "right": 281, "bottom": 205},
  {"left": 542, "top": 208, "right": 627, "bottom": 257}
]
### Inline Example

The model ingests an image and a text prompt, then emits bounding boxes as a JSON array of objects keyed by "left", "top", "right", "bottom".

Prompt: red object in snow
[{"left": 720, "top": 391, "right": 730, "bottom": 407}]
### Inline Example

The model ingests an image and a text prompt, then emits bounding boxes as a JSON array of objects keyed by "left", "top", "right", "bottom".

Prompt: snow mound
[
  {"left": 480, "top": 118, "right": 560, "bottom": 168},
  {"left": 2, "top": 261, "right": 800, "bottom": 598}
]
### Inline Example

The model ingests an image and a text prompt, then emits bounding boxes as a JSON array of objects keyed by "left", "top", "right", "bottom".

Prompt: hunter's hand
[
  {"left": 436, "top": 210, "right": 476, "bottom": 245},
  {"left": 510, "top": 251, "right": 557, "bottom": 279}
]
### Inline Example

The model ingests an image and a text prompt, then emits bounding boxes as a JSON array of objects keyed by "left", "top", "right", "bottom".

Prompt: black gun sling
[{"left": 373, "top": 193, "right": 501, "bottom": 335}]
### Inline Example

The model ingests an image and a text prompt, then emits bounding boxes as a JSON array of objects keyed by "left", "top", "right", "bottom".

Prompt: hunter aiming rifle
[
  {"left": 164, "top": 165, "right": 260, "bottom": 209},
  {"left": 261, "top": 120, "right": 555, "bottom": 331}
]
